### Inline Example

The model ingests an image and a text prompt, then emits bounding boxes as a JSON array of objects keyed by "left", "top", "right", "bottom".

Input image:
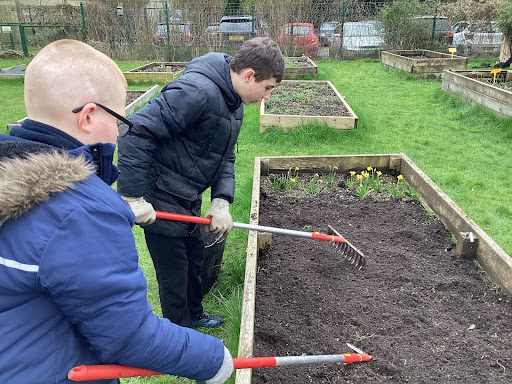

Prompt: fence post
[
  {"left": 165, "top": 1, "right": 170, "bottom": 46},
  {"left": 431, "top": 15, "right": 437, "bottom": 48},
  {"left": 251, "top": 2, "right": 255, "bottom": 38},
  {"left": 18, "top": 24, "right": 28, "bottom": 57},
  {"left": 80, "top": 2, "right": 87, "bottom": 42},
  {"left": 338, "top": 2, "right": 345, "bottom": 58}
]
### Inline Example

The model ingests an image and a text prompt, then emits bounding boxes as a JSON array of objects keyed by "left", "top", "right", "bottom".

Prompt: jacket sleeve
[
  {"left": 37, "top": 202, "right": 224, "bottom": 381},
  {"left": 117, "top": 81, "right": 208, "bottom": 197},
  {"left": 210, "top": 145, "right": 236, "bottom": 203}
]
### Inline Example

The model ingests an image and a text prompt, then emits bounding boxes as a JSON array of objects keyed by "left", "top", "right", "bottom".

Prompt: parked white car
[
  {"left": 340, "top": 21, "right": 385, "bottom": 55},
  {"left": 452, "top": 21, "right": 502, "bottom": 54}
]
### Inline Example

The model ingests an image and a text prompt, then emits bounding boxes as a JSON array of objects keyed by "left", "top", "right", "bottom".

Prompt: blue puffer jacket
[
  {"left": 117, "top": 53, "right": 243, "bottom": 236},
  {"left": 0, "top": 122, "right": 224, "bottom": 383}
]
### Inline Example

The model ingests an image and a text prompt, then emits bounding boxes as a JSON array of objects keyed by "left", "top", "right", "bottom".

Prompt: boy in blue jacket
[
  {"left": 0, "top": 39, "right": 232, "bottom": 384},
  {"left": 117, "top": 37, "right": 285, "bottom": 328}
]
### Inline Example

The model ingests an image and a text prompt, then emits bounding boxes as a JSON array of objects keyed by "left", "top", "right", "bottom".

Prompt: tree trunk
[{"left": 499, "top": 34, "right": 512, "bottom": 62}]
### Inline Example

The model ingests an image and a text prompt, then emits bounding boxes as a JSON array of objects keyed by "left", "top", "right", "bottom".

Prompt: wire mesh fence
[{"left": 0, "top": 0, "right": 505, "bottom": 61}]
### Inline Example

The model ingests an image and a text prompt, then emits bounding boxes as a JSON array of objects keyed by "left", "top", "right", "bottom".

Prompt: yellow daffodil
[
  {"left": 356, "top": 174, "right": 362, "bottom": 181},
  {"left": 350, "top": 171, "right": 356, "bottom": 176},
  {"left": 295, "top": 167, "right": 299, "bottom": 171},
  {"left": 397, "top": 175, "right": 404, "bottom": 181},
  {"left": 367, "top": 166, "right": 372, "bottom": 171},
  {"left": 376, "top": 171, "right": 382, "bottom": 177},
  {"left": 291, "top": 178, "right": 296, "bottom": 182},
  {"left": 362, "top": 171, "right": 369, "bottom": 178}
]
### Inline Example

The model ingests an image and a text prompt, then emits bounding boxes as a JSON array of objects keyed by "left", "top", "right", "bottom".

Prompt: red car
[{"left": 277, "top": 23, "right": 319, "bottom": 57}]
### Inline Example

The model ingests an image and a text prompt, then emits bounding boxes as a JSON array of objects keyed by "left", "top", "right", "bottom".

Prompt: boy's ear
[
  {"left": 76, "top": 103, "right": 97, "bottom": 135},
  {"left": 242, "top": 68, "right": 256, "bottom": 83}
]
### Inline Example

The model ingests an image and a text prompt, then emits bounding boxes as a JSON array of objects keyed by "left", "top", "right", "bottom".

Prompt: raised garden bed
[
  {"left": 0, "top": 64, "right": 26, "bottom": 79},
  {"left": 381, "top": 50, "right": 468, "bottom": 79},
  {"left": 123, "top": 62, "right": 186, "bottom": 83},
  {"left": 236, "top": 154, "right": 512, "bottom": 384},
  {"left": 6, "top": 85, "right": 159, "bottom": 131},
  {"left": 284, "top": 56, "right": 318, "bottom": 79},
  {"left": 442, "top": 70, "right": 512, "bottom": 118},
  {"left": 259, "top": 80, "right": 358, "bottom": 134}
]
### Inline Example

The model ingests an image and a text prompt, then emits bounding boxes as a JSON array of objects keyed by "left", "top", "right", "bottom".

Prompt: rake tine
[{"left": 327, "top": 225, "right": 366, "bottom": 270}]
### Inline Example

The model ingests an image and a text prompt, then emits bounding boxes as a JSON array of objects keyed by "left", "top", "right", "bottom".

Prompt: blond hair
[{"left": 24, "top": 39, "right": 126, "bottom": 124}]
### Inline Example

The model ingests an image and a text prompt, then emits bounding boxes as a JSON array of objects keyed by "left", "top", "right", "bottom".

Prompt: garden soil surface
[
  {"left": 252, "top": 177, "right": 512, "bottom": 383},
  {"left": 265, "top": 83, "right": 350, "bottom": 117}
]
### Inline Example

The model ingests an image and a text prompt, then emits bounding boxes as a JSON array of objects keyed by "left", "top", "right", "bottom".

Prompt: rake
[
  {"left": 155, "top": 211, "right": 366, "bottom": 269},
  {"left": 68, "top": 352, "right": 371, "bottom": 381}
]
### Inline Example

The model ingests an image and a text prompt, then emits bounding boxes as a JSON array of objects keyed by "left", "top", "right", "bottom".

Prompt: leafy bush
[
  {"left": 497, "top": 0, "right": 512, "bottom": 40},
  {"left": 378, "top": 0, "right": 430, "bottom": 50}
]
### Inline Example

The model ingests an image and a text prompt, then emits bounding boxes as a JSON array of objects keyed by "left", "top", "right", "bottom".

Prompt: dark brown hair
[{"left": 229, "top": 37, "right": 285, "bottom": 82}]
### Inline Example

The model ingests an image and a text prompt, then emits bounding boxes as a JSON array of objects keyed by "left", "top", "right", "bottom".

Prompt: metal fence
[{"left": 0, "top": 0, "right": 504, "bottom": 60}]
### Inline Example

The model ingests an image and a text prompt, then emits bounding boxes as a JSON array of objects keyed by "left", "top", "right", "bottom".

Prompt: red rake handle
[
  {"left": 155, "top": 211, "right": 346, "bottom": 244},
  {"left": 68, "top": 354, "right": 371, "bottom": 381}
]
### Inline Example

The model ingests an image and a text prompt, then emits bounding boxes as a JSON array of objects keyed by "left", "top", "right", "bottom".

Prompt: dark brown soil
[
  {"left": 265, "top": 83, "right": 350, "bottom": 116},
  {"left": 252, "top": 174, "right": 512, "bottom": 383},
  {"left": 125, "top": 90, "right": 147, "bottom": 105}
]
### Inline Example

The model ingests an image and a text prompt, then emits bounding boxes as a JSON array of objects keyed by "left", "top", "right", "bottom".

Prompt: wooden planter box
[
  {"left": 124, "top": 85, "right": 159, "bottom": 117},
  {"left": 381, "top": 50, "right": 468, "bottom": 79},
  {"left": 0, "top": 64, "right": 26, "bottom": 79},
  {"left": 7, "top": 85, "right": 159, "bottom": 131},
  {"left": 284, "top": 56, "right": 318, "bottom": 79},
  {"left": 236, "top": 153, "right": 512, "bottom": 384},
  {"left": 441, "top": 70, "right": 512, "bottom": 118},
  {"left": 123, "top": 62, "right": 186, "bottom": 83},
  {"left": 259, "top": 80, "right": 358, "bottom": 134}
]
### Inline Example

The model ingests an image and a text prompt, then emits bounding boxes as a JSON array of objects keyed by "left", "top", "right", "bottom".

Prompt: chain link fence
[{"left": 0, "top": 0, "right": 505, "bottom": 60}]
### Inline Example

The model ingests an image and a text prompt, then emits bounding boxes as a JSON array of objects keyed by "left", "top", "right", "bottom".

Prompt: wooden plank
[
  {"left": 260, "top": 80, "right": 358, "bottom": 133},
  {"left": 262, "top": 154, "right": 401, "bottom": 173},
  {"left": 235, "top": 157, "right": 262, "bottom": 384},
  {"left": 442, "top": 70, "right": 512, "bottom": 118}
]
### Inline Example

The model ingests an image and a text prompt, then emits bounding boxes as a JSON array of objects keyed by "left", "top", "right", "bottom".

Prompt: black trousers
[{"left": 144, "top": 227, "right": 205, "bottom": 327}]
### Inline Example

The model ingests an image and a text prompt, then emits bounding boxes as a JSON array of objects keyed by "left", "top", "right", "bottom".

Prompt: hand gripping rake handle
[
  {"left": 68, "top": 353, "right": 371, "bottom": 381},
  {"left": 155, "top": 211, "right": 346, "bottom": 244},
  {"left": 155, "top": 211, "right": 366, "bottom": 269}
]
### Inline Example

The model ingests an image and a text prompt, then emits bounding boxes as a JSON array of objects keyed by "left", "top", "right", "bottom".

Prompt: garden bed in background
[
  {"left": 284, "top": 56, "right": 318, "bottom": 79},
  {"left": 259, "top": 80, "right": 358, "bottom": 133},
  {"left": 381, "top": 50, "right": 468, "bottom": 79},
  {"left": 6, "top": 85, "right": 159, "bottom": 131},
  {"left": 123, "top": 62, "right": 186, "bottom": 82},
  {"left": 236, "top": 154, "right": 512, "bottom": 384},
  {"left": 442, "top": 69, "right": 512, "bottom": 118},
  {"left": 0, "top": 64, "right": 26, "bottom": 79}
]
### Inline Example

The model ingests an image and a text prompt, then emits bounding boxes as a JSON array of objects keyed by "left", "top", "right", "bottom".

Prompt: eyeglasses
[{"left": 72, "top": 102, "right": 133, "bottom": 137}]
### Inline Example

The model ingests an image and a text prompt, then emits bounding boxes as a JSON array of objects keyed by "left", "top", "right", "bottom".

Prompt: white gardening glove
[
  {"left": 205, "top": 346, "right": 234, "bottom": 384},
  {"left": 121, "top": 196, "right": 156, "bottom": 226},
  {"left": 205, "top": 198, "right": 233, "bottom": 235}
]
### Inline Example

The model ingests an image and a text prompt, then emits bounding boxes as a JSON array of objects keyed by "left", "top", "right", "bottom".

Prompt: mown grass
[{"left": 1, "top": 56, "right": 511, "bottom": 384}]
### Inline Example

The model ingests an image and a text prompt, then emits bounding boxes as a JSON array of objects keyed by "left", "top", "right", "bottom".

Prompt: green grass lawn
[{"left": 1, "top": 56, "right": 511, "bottom": 383}]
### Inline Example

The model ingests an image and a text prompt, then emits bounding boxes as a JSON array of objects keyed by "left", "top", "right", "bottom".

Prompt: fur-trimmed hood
[{"left": 0, "top": 148, "right": 94, "bottom": 227}]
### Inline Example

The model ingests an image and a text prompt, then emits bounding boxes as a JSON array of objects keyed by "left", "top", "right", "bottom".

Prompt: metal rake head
[{"left": 327, "top": 225, "right": 366, "bottom": 270}]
